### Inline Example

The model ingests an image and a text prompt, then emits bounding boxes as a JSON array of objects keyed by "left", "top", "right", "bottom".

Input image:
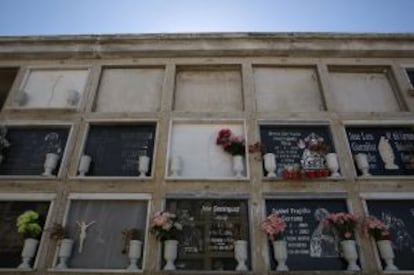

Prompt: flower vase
[
  {"left": 354, "top": 153, "right": 371, "bottom": 177},
  {"left": 273, "top": 240, "right": 289, "bottom": 271},
  {"left": 17, "top": 238, "right": 39, "bottom": 270},
  {"left": 42, "top": 153, "right": 59, "bottom": 176},
  {"left": 377, "top": 240, "right": 398, "bottom": 271},
  {"left": 170, "top": 156, "right": 182, "bottom": 177},
  {"left": 263, "top": 153, "right": 277, "bottom": 178},
  {"left": 138, "top": 155, "right": 150, "bottom": 177},
  {"left": 234, "top": 240, "right": 248, "bottom": 271},
  {"left": 127, "top": 240, "right": 142, "bottom": 270},
  {"left": 56, "top": 239, "right": 74, "bottom": 269},
  {"left": 232, "top": 155, "right": 244, "bottom": 178},
  {"left": 326, "top": 153, "right": 341, "bottom": 178},
  {"left": 78, "top": 155, "right": 91, "bottom": 176},
  {"left": 340, "top": 240, "right": 360, "bottom": 271},
  {"left": 163, "top": 240, "right": 178, "bottom": 270}
]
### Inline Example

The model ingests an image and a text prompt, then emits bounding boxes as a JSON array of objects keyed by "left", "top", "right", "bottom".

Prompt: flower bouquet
[
  {"left": 362, "top": 216, "right": 391, "bottom": 241},
  {"left": 151, "top": 211, "right": 182, "bottom": 270},
  {"left": 16, "top": 210, "right": 42, "bottom": 239},
  {"left": 16, "top": 210, "right": 42, "bottom": 269},
  {"left": 261, "top": 212, "right": 288, "bottom": 271},
  {"left": 323, "top": 212, "right": 358, "bottom": 240},
  {"left": 260, "top": 213, "right": 286, "bottom": 241},
  {"left": 324, "top": 212, "right": 360, "bottom": 271},
  {"left": 362, "top": 216, "right": 398, "bottom": 270},
  {"left": 216, "top": 128, "right": 245, "bottom": 156},
  {"left": 150, "top": 211, "right": 182, "bottom": 242}
]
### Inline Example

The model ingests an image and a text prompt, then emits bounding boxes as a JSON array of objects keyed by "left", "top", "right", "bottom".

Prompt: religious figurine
[
  {"left": 76, "top": 221, "right": 96, "bottom": 253},
  {"left": 378, "top": 136, "right": 399, "bottom": 170}
]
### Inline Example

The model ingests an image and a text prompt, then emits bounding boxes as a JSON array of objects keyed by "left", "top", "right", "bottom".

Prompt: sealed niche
[
  {"left": 168, "top": 122, "right": 247, "bottom": 179},
  {"left": 366, "top": 199, "right": 414, "bottom": 270},
  {"left": 94, "top": 67, "right": 164, "bottom": 112},
  {"left": 174, "top": 66, "right": 243, "bottom": 112},
  {"left": 81, "top": 124, "right": 156, "bottom": 177},
  {"left": 62, "top": 199, "right": 148, "bottom": 270},
  {"left": 16, "top": 69, "right": 88, "bottom": 109},
  {"left": 346, "top": 126, "right": 414, "bottom": 176},
  {"left": 254, "top": 66, "right": 324, "bottom": 112},
  {"left": 259, "top": 125, "right": 339, "bottom": 180},
  {"left": 0, "top": 127, "right": 69, "bottom": 176},
  {"left": 165, "top": 199, "right": 250, "bottom": 271},
  {"left": 265, "top": 198, "right": 353, "bottom": 271},
  {"left": 0, "top": 200, "right": 50, "bottom": 269}
]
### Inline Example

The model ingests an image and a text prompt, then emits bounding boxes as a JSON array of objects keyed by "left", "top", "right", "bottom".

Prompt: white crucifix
[{"left": 76, "top": 220, "right": 96, "bottom": 253}]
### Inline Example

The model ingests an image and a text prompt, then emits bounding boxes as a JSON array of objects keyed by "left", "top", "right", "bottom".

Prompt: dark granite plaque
[
  {"left": 83, "top": 124, "right": 156, "bottom": 176},
  {"left": 0, "top": 127, "right": 69, "bottom": 176},
  {"left": 346, "top": 126, "right": 414, "bottom": 176},
  {"left": 367, "top": 199, "right": 414, "bottom": 270},
  {"left": 265, "top": 199, "right": 351, "bottom": 271}
]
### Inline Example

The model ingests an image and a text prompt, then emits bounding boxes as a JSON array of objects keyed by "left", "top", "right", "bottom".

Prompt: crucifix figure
[{"left": 76, "top": 220, "right": 96, "bottom": 253}]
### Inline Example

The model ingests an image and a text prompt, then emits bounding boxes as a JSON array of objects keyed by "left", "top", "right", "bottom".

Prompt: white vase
[
  {"left": 138, "top": 155, "right": 150, "bottom": 177},
  {"left": 377, "top": 240, "right": 398, "bottom": 271},
  {"left": 78, "top": 155, "right": 91, "bottom": 176},
  {"left": 17, "top": 238, "right": 39, "bottom": 270},
  {"left": 326, "top": 153, "right": 341, "bottom": 178},
  {"left": 170, "top": 156, "right": 182, "bottom": 177},
  {"left": 56, "top": 239, "right": 74, "bottom": 269},
  {"left": 234, "top": 240, "right": 248, "bottom": 271},
  {"left": 354, "top": 153, "right": 371, "bottom": 176},
  {"left": 273, "top": 240, "right": 289, "bottom": 271},
  {"left": 263, "top": 153, "right": 277, "bottom": 178},
  {"left": 340, "top": 240, "right": 360, "bottom": 271},
  {"left": 127, "top": 240, "right": 142, "bottom": 271},
  {"left": 232, "top": 155, "right": 244, "bottom": 178},
  {"left": 163, "top": 240, "right": 178, "bottom": 270},
  {"left": 42, "top": 153, "right": 60, "bottom": 176}
]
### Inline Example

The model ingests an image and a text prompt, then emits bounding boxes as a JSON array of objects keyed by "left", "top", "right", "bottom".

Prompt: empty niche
[
  {"left": 16, "top": 68, "right": 89, "bottom": 109},
  {"left": 254, "top": 66, "right": 324, "bottom": 112},
  {"left": 94, "top": 67, "right": 164, "bottom": 112},
  {"left": 174, "top": 66, "right": 243, "bottom": 112},
  {"left": 328, "top": 66, "right": 402, "bottom": 112},
  {"left": 168, "top": 122, "right": 247, "bottom": 179}
]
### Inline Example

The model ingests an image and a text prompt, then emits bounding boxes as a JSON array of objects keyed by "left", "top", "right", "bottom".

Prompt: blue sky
[{"left": 1, "top": 0, "right": 413, "bottom": 35}]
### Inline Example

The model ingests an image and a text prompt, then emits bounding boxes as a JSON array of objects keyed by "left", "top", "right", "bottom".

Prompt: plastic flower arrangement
[
  {"left": 362, "top": 216, "right": 391, "bottom": 241},
  {"left": 260, "top": 213, "right": 286, "bottom": 242},
  {"left": 216, "top": 128, "right": 245, "bottom": 156},
  {"left": 16, "top": 210, "right": 42, "bottom": 239},
  {"left": 323, "top": 212, "right": 359, "bottom": 240},
  {"left": 150, "top": 211, "right": 182, "bottom": 242}
]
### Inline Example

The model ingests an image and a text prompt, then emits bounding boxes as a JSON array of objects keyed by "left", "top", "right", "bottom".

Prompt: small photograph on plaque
[
  {"left": 81, "top": 124, "right": 156, "bottom": 177},
  {"left": 259, "top": 125, "right": 339, "bottom": 180},
  {"left": 346, "top": 126, "right": 414, "bottom": 177}
]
